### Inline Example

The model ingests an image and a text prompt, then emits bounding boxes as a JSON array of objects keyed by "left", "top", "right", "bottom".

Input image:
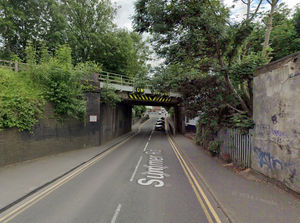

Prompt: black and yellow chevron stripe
[{"left": 128, "top": 93, "right": 172, "bottom": 103}]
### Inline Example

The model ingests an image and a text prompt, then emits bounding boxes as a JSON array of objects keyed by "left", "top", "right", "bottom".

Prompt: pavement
[
  {"left": 0, "top": 116, "right": 299, "bottom": 223},
  {"left": 171, "top": 134, "right": 300, "bottom": 223}
]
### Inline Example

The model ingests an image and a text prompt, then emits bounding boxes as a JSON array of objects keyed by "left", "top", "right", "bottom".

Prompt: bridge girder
[{"left": 116, "top": 91, "right": 182, "bottom": 106}]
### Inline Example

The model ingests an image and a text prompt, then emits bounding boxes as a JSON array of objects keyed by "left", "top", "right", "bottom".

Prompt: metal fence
[
  {"left": 218, "top": 128, "right": 253, "bottom": 168},
  {"left": 99, "top": 71, "right": 134, "bottom": 86},
  {"left": 98, "top": 71, "right": 153, "bottom": 89}
]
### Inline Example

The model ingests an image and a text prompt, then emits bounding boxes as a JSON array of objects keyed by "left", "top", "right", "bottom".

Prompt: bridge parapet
[{"left": 99, "top": 71, "right": 182, "bottom": 105}]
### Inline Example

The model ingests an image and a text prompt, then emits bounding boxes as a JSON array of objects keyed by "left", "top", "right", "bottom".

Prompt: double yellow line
[
  {"left": 0, "top": 119, "right": 152, "bottom": 223},
  {"left": 0, "top": 135, "right": 137, "bottom": 223},
  {"left": 167, "top": 136, "right": 222, "bottom": 223}
]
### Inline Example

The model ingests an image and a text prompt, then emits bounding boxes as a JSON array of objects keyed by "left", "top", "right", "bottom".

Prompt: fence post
[{"left": 14, "top": 62, "right": 19, "bottom": 72}]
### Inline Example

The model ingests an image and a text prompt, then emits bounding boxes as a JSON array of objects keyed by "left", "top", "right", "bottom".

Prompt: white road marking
[
  {"left": 130, "top": 156, "right": 143, "bottom": 182},
  {"left": 110, "top": 204, "right": 122, "bottom": 223},
  {"left": 143, "top": 142, "right": 149, "bottom": 151},
  {"left": 148, "top": 129, "right": 154, "bottom": 141}
]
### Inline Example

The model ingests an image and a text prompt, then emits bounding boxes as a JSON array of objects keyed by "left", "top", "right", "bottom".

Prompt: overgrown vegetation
[
  {"left": 0, "top": 0, "right": 152, "bottom": 132},
  {"left": 0, "top": 68, "right": 44, "bottom": 131},
  {"left": 100, "top": 85, "right": 121, "bottom": 107},
  {"left": 133, "top": 106, "right": 146, "bottom": 118},
  {"left": 0, "top": 44, "right": 101, "bottom": 131}
]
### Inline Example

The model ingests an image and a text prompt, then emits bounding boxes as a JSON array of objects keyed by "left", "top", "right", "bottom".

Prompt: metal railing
[
  {"left": 99, "top": 71, "right": 153, "bottom": 90},
  {"left": 218, "top": 128, "right": 253, "bottom": 168},
  {"left": 99, "top": 71, "right": 134, "bottom": 86}
]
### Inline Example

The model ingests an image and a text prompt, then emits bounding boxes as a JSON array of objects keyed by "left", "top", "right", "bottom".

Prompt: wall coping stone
[{"left": 254, "top": 51, "right": 300, "bottom": 77}]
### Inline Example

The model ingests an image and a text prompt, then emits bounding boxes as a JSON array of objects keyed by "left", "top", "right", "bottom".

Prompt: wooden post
[{"left": 14, "top": 62, "right": 19, "bottom": 72}]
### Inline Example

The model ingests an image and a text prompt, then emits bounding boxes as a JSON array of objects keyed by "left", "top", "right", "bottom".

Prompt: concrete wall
[{"left": 253, "top": 52, "right": 300, "bottom": 192}]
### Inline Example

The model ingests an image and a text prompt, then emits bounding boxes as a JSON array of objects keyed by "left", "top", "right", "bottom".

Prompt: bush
[
  {"left": 100, "top": 85, "right": 121, "bottom": 107},
  {"left": 208, "top": 140, "right": 222, "bottom": 155},
  {"left": 0, "top": 68, "right": 44, "bottom": 131},
  {"left": 31, "top": 46, "right": 101, "bottom": 122}
]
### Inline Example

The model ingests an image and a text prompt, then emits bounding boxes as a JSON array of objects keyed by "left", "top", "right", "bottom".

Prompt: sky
[
  {"left": 111, "top": 0, "right": 136, "bottom": 30},
  {"left": 112, "top": 0, "right": 300, "bottom": 30}
]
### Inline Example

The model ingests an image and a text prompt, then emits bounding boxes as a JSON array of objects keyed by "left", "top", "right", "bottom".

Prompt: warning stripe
[{"left": 129, "top": 93, "right": 173, "bottom": 103}]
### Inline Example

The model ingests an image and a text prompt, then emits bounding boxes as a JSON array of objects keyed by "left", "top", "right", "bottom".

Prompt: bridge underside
[{"left": 99, "top": 82, "right": 185, "bottom": 134}]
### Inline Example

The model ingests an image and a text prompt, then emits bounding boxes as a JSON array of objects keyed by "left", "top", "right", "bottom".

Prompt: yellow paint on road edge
[{"left": 168, "top": 136, "right": 222, "bottom": 223}]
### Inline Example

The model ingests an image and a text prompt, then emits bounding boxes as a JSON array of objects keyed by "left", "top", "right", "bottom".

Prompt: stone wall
[
  {"left": 0, "top": 92, "right": 101, "bottom": 167},
  {"left": 253, "top": 52, "right": 300, "bottom": 192},
  {"left": 0, "top": 92, "right": 133, "bottom": 167}
]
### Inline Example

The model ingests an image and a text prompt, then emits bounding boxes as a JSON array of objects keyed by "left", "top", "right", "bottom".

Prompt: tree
[
  {"left": 92, "top": 29, "right": 151, "bottom": 77},
  {"left": 262, "top": 0, "right": 280, "bottom": 56},
  {"left": 0, "top": 0, "right": 151, "bottom": 79},
  {"left": 234, "top": 0, "right": 263, "bottom": 21},
  {"left": 60, "top": 0, "right": 116, "bottom": 63},
  {"left": 0, "top": 0, "right": 66, "bottom": 59},
  {"left": 269, "top": 5, "right": 300, "bottom": 61},
  {"left": 133, "top": 0, "right": 264, "bottom": 117}
]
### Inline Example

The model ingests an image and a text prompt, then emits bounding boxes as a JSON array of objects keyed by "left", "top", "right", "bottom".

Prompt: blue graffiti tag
[{"left": 253, "top": 147, "right": 283, "bottom": 171}]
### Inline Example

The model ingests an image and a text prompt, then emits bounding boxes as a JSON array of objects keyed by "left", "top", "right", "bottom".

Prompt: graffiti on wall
[
  {"left": 254, "top": 147, "right": 283, "bottom": 171},
  {"left": 253, "top": 146, "right": 297, "bottom": 183},
  {"left": 255, "top": 124, "right": 290, "bottom": 150}
]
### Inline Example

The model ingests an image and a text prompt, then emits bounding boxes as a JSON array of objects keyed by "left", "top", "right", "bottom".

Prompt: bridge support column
[
  {"left": 99, "top": 103, "right": 132, "bottom": 145},
  {"left": 174, "top": 106, "right": 185, "bottom": 134}
]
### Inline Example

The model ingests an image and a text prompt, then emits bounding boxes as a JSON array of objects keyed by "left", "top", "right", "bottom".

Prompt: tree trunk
[
  {"left": 262, "top": 0, "right": 278, "bottom": 56},
  {"left": 218, "top": 56, "right": 252, "bottom": 117},
  {"left": 246, "top": 0, "right": 250, "bottom": 20}
]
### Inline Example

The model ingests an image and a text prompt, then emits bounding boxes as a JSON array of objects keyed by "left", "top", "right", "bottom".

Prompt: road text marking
[{"left": 138, "top": 149, "right": 169, "bottom": 188}]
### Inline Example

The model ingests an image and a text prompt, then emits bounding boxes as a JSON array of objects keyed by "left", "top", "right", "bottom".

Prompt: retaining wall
[
  {"left": 0, "top": 92, "right": 100, "bottom": 167},
  {"left": 253, "top": 52, "right": 300, "bottom": 193},
  {"left": 0, "top": 92, "right": 133, "bottom": 167}
]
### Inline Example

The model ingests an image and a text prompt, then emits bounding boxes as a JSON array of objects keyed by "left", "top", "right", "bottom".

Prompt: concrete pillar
[{"left": 174, "top": 106, "right": 186, "bottom": 134}]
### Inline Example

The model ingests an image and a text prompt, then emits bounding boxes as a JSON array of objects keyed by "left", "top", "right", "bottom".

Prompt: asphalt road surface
[{"left": 0, "top": 117, "right": 227, "bottom": 223}]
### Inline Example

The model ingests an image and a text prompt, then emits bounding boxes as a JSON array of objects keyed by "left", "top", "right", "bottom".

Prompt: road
[{"left": 0, "top": 117, "right": 226, "bottom": 223}]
